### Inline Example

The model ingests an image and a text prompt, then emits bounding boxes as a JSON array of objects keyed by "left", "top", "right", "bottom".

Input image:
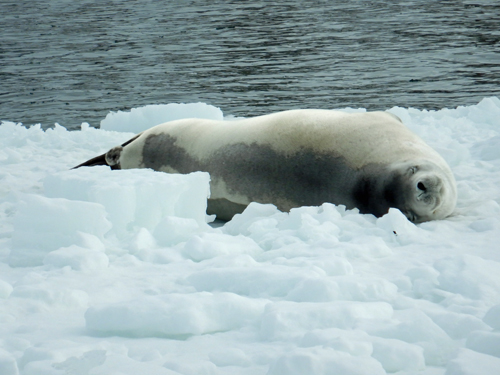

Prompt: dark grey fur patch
[
  {"left": 353, "top": 165, "right": 413, "bottom": 217},
  {"left": 141, "top": 133, "right": 415, "bottom": 219},
  {"left": 142, "top": 133, "right": 197, "bottom": 172},
  {"left": 207, "top": 198, "right": 247, "bottom": 221}
]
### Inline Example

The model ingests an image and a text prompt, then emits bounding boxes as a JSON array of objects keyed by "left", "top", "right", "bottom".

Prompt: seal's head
[{"left": 393, "top": 161, "right": 457, "bottom": 223}]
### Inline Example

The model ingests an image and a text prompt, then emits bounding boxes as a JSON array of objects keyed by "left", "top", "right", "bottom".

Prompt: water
[{"left": 1, "top": 0, "right": 499, "bottom": 130}]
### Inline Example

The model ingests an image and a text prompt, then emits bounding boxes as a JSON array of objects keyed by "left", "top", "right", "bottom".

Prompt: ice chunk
[
  {"left": 187, "top": 264, "right": 323, "bottom": 298},
  {"left": 0, "top": 348, "right": 19, "bottom": 375},
  {"left": 9, "top": 194, "right": 111, "bottom": 267},
  {"left": 286, "top": 276, "right": 398, "bottom": 303},
  {"left": 11, "top": 285, "right": 89, "bottom": 309},
  {"left": 132, "top": 228, "right": 184, "bottom": 264},
  {"left": 426, "top": 310, "right": 490, "bottom": 340},
  {"left": 366, "top": 309, "right": 456, "bottom": 366},
  {"left": 300, "top": 329, "right": 373, "bottom": 357},
  {"left": 153, "top": 216, "right": 202, "bottom": 246},
  {"left": 182, "top": 232, "right": 262, "bottom": 261},
  {"left": 376, "top": 208, "right": 420, "bottom": 244},
  {"left": 208, "top": 348, "right": 251, "bottom": 367},
  {"left": 85, "top": 292, "right": 267, "bottom": 337},
  {"left": 44, "top": 167, "right": 212, "bottom": 238},
  {"left": 268, "top": 347, "right": 386, "bottom": 375},
  {"left": 223, "top": 203, "right": 375, "bottom": 252},
  {"left": 17, "top": 347, "right": 54, "bottom": 373},
  {"left": 260, "top": 301, "right": 393, "bottom": 340},
  {"left": 466, "top": 331, "right": 500, "bottom": 358},
  {"left": 43, "top": 244, "right": 109, "bottom": 271},
  {"left": 472, "top": 135, "right": 500, "bottom": 161},
  {"left": 0, "top": 279, "right": 13, "bottom": 299},
  {"left": 445, "top": 348, "right": 500, "bottom": 375},
  {"left": 483, "top": 304, "right": 500, "bottom": 330},
  {"left": 52, "top": 350, "right": 106, "bottom": 374},
  {"left": 223, "top": 202, "right": 285, "bottom": 237},
  {"left": 371, "top": 337, "right": 425, "bottom": 372},
  {"left": 84, "top": 354, "right": 179, "bottom": 375},
  {"left": 100, "top": 103, "right": 224, "bottom": 133},
  {"left": 434, "top": 255, "right": 500, "bottom": 301},
  {"left": 405, "top": 265, "right": 440, "bottom": 298},
  {"left": 163, "top": 360, "right": 217, "bottom": 375}
]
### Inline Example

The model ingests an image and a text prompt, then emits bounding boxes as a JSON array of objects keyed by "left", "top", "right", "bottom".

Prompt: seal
[{"left": 74, "top": 110, "right": 457, "bottom": 222}]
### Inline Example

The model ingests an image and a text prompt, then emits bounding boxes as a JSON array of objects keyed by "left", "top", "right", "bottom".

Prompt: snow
[{"left": 1, "top": 98, "right": 500, "bottom": 375}]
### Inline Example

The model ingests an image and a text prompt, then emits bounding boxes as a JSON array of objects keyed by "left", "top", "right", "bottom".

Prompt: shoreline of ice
[{"left": 1, "top": 98, "right": 500, "bottom": 375}]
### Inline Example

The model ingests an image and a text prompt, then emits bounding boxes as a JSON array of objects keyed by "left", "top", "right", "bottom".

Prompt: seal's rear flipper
[
  {"left": 72, "top": 146, "right": 123, "bottom": 170},
  {"left": 73, "top": 144, "right": 124, "bottom": 170},
  {"left": 72, "top": 152, "right": 110, "bottom": 169},
  {"left": 72, "top": 134, "right": 141, "bottom": 170}
]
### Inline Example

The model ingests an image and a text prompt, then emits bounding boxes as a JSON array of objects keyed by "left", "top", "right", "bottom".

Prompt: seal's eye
[{"left": 409, "top": 166, "right": 418, "bottom": 175}]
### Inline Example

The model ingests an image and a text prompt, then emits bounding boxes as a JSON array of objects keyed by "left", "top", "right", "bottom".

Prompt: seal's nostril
[{"left": 417, "top": 182, "right": 426, "bottom": 191}]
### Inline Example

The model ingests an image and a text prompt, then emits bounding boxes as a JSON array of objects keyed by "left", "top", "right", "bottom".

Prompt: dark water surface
[{"left": 1, "top": 0, "right": 499, "bottom": 130}]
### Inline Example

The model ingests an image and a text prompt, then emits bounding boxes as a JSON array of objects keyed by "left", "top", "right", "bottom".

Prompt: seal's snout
[
  {"left": 416, "top": 175, "right": 441, "bottom": 194},
  {"left": 414, "top": 175, "right": 443, "bottom": 212},
  {"left": 417, "top": 181, "right": 427, "bottom": 192}
]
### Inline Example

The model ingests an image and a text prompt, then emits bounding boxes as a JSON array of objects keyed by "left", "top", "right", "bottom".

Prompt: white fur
[{"left": 123, "top": 110, "right": 443, "bottom": 167}]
